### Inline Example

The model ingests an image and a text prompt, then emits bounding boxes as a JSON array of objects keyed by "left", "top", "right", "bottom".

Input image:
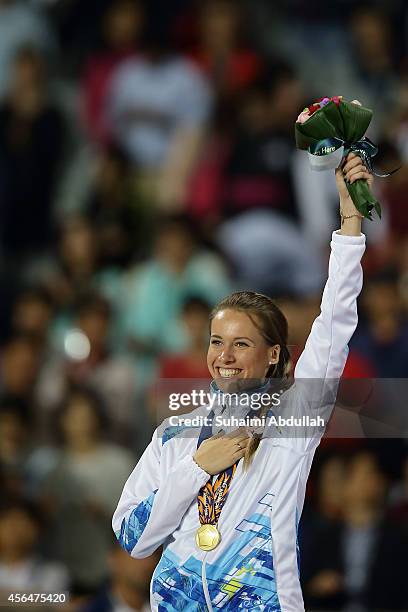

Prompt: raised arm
[
  {"left": 294, "top": 153, "right": 371, "bottom": 381},
  {"left": 112, "top": 430, "right": 209, "bottom": 558}
]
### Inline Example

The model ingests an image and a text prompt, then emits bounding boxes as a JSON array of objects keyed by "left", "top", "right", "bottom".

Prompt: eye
[
  {"left": 210, "top": 339, "right": 222, "bottom": 346},
  {"left": 235, "top": 341, "right": 249, "bottom": 348}
]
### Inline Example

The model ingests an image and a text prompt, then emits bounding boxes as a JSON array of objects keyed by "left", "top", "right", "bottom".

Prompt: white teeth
[{"left": 218, "top": 368, "right": 241, "bottom": 378}]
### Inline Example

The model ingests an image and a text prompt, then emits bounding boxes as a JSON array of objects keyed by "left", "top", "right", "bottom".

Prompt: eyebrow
[{"left": 210, "top": 334, "right": 254, "bottom": 342}]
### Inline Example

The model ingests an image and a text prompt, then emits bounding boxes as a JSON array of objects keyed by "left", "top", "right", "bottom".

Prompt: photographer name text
[{"left": 168, "top": 414, "right": 325, "bottom": 428}]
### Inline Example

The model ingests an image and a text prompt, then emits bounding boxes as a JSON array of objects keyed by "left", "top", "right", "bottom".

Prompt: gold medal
[{"left": 195, "top": 524, "right": 221, "bottom": 551}]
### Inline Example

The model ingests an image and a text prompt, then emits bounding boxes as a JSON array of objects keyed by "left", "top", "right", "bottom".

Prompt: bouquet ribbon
[{"left": 310, "top": 136, "right": 397, "bottom": 178}]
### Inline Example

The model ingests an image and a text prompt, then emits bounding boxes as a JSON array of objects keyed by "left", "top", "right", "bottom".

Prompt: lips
[{"left": 217, "top": 367, "right": 243, "bottom": 378}]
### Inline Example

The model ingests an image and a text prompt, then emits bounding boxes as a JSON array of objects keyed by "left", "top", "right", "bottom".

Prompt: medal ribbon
[{"left": 196, "top": 410, "right": 238, "bottom": 527}]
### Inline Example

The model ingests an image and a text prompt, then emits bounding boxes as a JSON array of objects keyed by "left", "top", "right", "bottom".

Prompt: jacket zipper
[{"left": 202, "top": 554, "right": 214, "bottom": 611}]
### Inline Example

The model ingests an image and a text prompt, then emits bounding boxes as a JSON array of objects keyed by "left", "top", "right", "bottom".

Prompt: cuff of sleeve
[
  {"left": 332, "top": 230, "right": 366, "bottom": 246},
  {"left": 179, "top": 454, "right": 210, "bottom": 487}
]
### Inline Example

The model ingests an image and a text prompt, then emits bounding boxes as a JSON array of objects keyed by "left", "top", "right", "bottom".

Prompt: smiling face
[{"left": 207, "top": 308, "right": 280, "bottom": 392}]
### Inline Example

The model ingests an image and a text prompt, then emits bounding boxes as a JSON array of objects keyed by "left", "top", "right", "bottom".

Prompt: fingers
[
  {"left": 343, "top": 153, "right": 361, "bottom": 172},
  {"left": 232, "top": 448, "right": 247, "bottom": 461},
  {"left": 346, "top": 170, "right": 371, "bottom": 184},
  {"left": 343, "top": 155, "right": 372, "bottom": 184},
  {"left": 232, "top": 436, "right": 250, "bottom": 449},
  {"left": 344, "top": 165, "right": 371, "bottom": 184}
]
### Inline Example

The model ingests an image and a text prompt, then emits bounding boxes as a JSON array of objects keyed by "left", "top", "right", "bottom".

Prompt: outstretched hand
[{"left": 336, "top": 151, "right": 373, "bottom": 234}]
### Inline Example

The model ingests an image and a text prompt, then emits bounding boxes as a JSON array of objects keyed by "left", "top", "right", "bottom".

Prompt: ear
[{"left": 268, "top": 345, "right": 281, "bottom": 365}]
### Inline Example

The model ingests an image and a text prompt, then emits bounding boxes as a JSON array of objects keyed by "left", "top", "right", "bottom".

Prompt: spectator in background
[
  {"left": 389, "top": 454, "right": 408, "bottom": 528},
  {"left": 374, "top": 139, "right": 408, "bottom": 240},
  {"left": 30, "top": 216, "right": 125, "bottom": 341},
  {"left": 42, "top": 0, "right": 114, "bottom": 77},
  {"left": 151, "top": 296, "right": 211, "bottom": 425},
  {"left": 215, "top": 61, "right": 305, "bottom": 220},
  {"left": 124, "top": 215, "right": 230, "bottom": 387},
  {"left": 388, "top": 76, "right": 408, "bottom": 162},
  {"left": 0, "top": 399, "right": 31, "bottom": 499},
  {"left": 0, "top": 45, "right": 65, "bottom": 263},
  {"left": 37, "top": 216, "right": 98, "bottom": 313},
  {"left": 11, "top": 287, "right": 54, "bottom": 350},
  {"left": 302, "top": 450, "right": 408, "bottom": 611},
  {"left": 158, "top": 296, "right": 211, "bottom": 380},
  {"left": 300, "top": 453, "right": 347, "bottom": 584},
  {"left": 37, "top": 294, "right": 137, "bottom": 446},
  {"left": 199, "top": 62, "right": 325, "bottom": 295},
  {"left": 0, "top": 0, "right": 54, "bottom": 99},
  {"left": 82, "top": 541, "right": 160, "bottom": 612},
  {"left": 0, "top": 499, "right": 69, "bottom": 594},
  {"left": 351, "top": 269, "right": 408, "bottom": 377},
  {"left": 0, "top": 334, "right": 41, "bottom": 414},
  {"left": 344, "top": 6, "right": 399, "bottom": 133},
  {"left": 189, "top": 0, "right": 261, "bottom": 122},
  {"left": 107, "top": 22, "right": 213, "bottom": 209},
  {"left": 0, "top": 400, "right": 28, "bottom": 471},
  {"left": 85, "top": 145, "right": 152, "bottom": 266},
  {"left": 311, "top": 454, "right": 347, "bottom": 523},
  {"left": 37, "top": 387, "right": 135, "bottom": 594},
  {"left": 81, "top": 0, "right": 144, "bottom": 144}
]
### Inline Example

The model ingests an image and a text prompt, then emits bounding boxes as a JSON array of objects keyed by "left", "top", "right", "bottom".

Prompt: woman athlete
[{"left": 113, "top": 152, "right": 371, "bottom": 611}]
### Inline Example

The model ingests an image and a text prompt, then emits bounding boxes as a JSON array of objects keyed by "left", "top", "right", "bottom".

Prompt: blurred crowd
[{"left": 0, "top": 0, "right": 407, "bottom": 610}]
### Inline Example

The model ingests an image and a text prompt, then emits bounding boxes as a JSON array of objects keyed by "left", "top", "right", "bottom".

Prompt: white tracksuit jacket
[{"left": 112, "top": 230, "right": 366, "bottom": 611}]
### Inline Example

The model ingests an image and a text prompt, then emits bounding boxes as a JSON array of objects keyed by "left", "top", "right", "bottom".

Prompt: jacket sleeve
[
  {"left": 294, "top": 230, "right": 366, "bottom": 381},
  {"left": 112, "top": 429, "right": 209, "bottom": 558}
]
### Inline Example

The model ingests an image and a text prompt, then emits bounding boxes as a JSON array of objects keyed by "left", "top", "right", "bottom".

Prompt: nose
[{"left": 218, "top": 347, "right": 235, "bottom": 363}]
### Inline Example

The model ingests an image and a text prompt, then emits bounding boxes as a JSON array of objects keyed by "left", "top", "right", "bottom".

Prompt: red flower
[
  {"left": 308, "top": 103, "right": 320, "bottom": 115},
  {"left": 331, "top": 96, "right": 342, "bottom": 106}
]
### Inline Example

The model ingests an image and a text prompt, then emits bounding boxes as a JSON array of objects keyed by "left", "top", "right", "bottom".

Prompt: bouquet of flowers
[{"left": 295, "top": 96, "right": 396, "bottom": 220}]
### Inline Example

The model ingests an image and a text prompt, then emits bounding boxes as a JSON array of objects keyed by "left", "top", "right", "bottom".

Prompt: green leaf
[
  {"left": 346, "top": 179, "right": 381, "bottom": 220},
  {"left": 339, "top": 101, "right": 372, "bottom": 142}
]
